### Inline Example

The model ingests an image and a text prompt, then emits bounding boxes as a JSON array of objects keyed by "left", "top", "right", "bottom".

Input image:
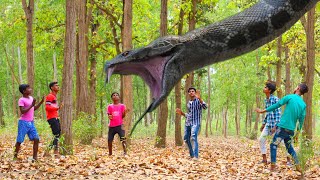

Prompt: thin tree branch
[{"left": 3, "top": 47, "right": 20, "bottom": 85}]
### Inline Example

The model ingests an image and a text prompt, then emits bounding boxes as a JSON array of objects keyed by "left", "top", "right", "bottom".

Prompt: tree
[
  {"left": 22, "top": 0, "right": 35, "bottom": 88},
  {"left": 276, "top": 36, "right": 283, "bottom": 98},
  {"left": 155, "top": 0, "right": 168, "bottom": 148},
  {"left": 301, "top": 7, "right": 316, "bottom": 140},
  {"left": 60, "top": 0, "right": 77, "bottom": 154},
  {"left": 76, "top": 0, "right": 93, "bottom": 116},
  {"left": 121, "top": 0, "right": 133, "bottom": 143}
]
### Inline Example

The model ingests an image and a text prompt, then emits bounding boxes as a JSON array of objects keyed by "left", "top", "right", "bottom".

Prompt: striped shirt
[
  {"left": 185, "top": 98, "right": 207, "bottom": 126},
  {"left": 263, "top": 94, "right": 281, "bottom": 129}
]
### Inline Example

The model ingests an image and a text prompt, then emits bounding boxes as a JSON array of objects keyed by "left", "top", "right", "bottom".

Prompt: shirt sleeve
[
  {"left": 45, "top": 95, "right": 59, "bottom": 111},
  {"left": 298, "top": 106, "right": 306, "bottom": 131},
  {"left": 107, "top": 105, "right": 111, "bottom": 115},
  {"left": 18, "top": 98, "right": 24, "bottom": 107},
  {"left": 266, "top": 95, "right": 289, "bottom": 112}
]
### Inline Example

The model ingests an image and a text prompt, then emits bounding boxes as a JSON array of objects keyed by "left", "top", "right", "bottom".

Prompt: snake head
[{"left": 105, "top": 36, "right": 183, "bottom": 112}]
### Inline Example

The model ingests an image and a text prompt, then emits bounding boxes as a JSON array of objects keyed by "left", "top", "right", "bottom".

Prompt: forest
[{"left": 0, "top": 0, "right": 320, "bottom": 179}]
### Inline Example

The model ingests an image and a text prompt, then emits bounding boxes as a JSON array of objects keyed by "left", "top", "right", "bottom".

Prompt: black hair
[
  {"left": 19, "top": 84, "right": 30, "bottom": 94},
  {"left": 299, "top": 83, "right": 309, "bottom": 95},
  {"left": 111, "top": 92, "right": 120, "bottom": 98},
  {"left": 265, "top": 82, "right": 276, "bottom": 94},
  {"left": 187, "top": 87, "right": 196, "bottom": 93},
  {"left": 49, "top": 82, "right": 58, "bottom": 90}
]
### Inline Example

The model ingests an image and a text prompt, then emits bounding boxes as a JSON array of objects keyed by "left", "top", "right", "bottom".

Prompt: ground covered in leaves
[{"left": 1, "top": 136, "right": 320, "bottom": 179}]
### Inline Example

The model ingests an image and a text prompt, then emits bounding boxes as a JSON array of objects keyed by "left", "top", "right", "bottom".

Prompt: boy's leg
[
  {"left": 118, "top": 126, "right": 127, "bottom": 155},
  {"left": 15, "top": 120, "right": 27, "bottom": 159},
  {"left": 191, "top": 125, "right": 200, "bottom": 158},
  {"left": 48, "top": 118, "right": 61, "bottom": 153},
  {"left": 270, "top": 128, "right": 284, "bottom": 170},
  {"left": 108, "top": 127, "right": 115, "bottom": 156},
  {"left": 28, "top": 121, "right": 40, "bottom": 160},
  {"left": 33, "top": 139, "right": 39, "bottom": 160},
  {"left": 259, "top": 126, "right": 269, "bottom": 164},
  {"left": 283, "top": 132, "right": 299, "bottom": 165},
  {"left": 185, "top": 126, "right": 193, "bottom": 158}
]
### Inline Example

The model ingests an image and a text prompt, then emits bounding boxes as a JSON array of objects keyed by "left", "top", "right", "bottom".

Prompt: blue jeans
[
  {"left": 184, "top": 125, "right": 200, "bottom": 158},
  {"left": 270, "top": 127, "right": 298, "bottom": 164}
]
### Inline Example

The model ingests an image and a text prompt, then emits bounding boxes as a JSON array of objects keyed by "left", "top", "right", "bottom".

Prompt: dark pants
[
  {"left": 47, "top": 118, "right": 61, "bottom": 150},
  {"left": 270, "top": 127, "right": 298, "bottom": 164},
  {"left": 108, "top": 125, "right": 126, "bottom": 142}
]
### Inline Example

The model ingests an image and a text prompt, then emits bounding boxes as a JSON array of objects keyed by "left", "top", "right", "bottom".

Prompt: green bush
[{"left": 73, "top": 113, "right": 100, "bottom": 144}]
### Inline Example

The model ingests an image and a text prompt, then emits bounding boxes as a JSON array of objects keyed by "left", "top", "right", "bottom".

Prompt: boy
[
  {"left": 258, "top": 81, "right": 291, "bottom": 165},
  {"left": 107, "top": 92, "right": 127, "bottom": 156},
  {"left": 45, "top": 82, "right": 62, "bottom": 157},
  {"left": 14, "top": 84, "right": 44, "bottom": 161},
  {"left": 256, "top": 83, "right": 308, "bottom": 171},
  {"left": 176, "top": 87, "right": 207, "bottom": 159}
]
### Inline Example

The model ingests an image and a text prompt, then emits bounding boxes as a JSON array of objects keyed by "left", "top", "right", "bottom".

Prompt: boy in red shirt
[
  {"left": 45, "top": 82, "right": 62, "bottom": 156},
  {"left": 107, "top": 92, "right": 127, "bottom": 155}
]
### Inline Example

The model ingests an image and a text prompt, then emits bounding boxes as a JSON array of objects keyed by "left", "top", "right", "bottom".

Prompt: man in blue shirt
[
  {"left": 256, "top": 83, "right": 308, "bottom": 172},
  {"left": 176, "top": 87, "right": 207, "bottom": 159}
]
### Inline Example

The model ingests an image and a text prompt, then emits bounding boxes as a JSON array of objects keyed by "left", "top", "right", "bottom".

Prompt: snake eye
[{"left": 122, "top": 51, "right": 130, "bottom": 56}]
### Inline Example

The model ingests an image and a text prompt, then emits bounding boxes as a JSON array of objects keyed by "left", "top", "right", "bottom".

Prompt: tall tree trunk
[
  {"left": 205, "top": 66, "right": 211, "bottom": 137},
  {"left": 22, "top": 0, "right": 35, "bottom": 88},
  {"left": 0, "top": 89, "right": 4, "bottom": 127},
  {"left": 235, "top": 93, "right": 241, "bottom": 136},
  {"left": 11, "top": 54, "right": 17, "bottom": 118},
  {"left": 267, "top": 66, "right": 271, "bottom": 81},
  {"left": 302, "top": 7, "right": 315, "bottom": 140},
  {"left": 222, "top": 104, "right": 228, "bottom": 138},
  {"left": 89, "top": 17, "right": 99, "bottom": 116},
  {"left": 155, "top": 0, "right": 168, "bottom": 148},
  {"left": 174, "top": 1, "right": 185, "bottom": 146},
  {"left": 276, "top": 36, "right": 283, "bottom": 98},
  {"left": 184, "top": 0, "right": 197, "bottom": 104},
  {"left": 60, "top": 0, "right": 77, "bottom": 154},
  {"left": 284, "top": 46, "right": 291, "bottom": 95},
  {"left": 53, "top": 51, "right": 58, "bottom": 81},
  {"left": 253, "top": 93, "right": 260, "bottom": 139},
  {"left": 17, "top": 46, "right": 23, "bottom": 83},
  {"left": 76, "top": 0, "right": 93, "bottom": 115},
  {"left": 121, "top": 0, "right": 133, "bottom": 143}
]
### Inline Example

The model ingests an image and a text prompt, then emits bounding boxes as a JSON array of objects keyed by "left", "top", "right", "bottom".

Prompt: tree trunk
[
  {"left": 121, "top": 0, "right": 133, "bottom": 143},
  {"left": 222, "top": 105, "right": 228, "bottom": 138},
  {"left": 184, "top": 0, "right": 197, "bottom": 105},
  {"left": 17, "top": 46, "right": 23, "bottom": 83},
  {"left": 60, "top": 0, "right": 77, "bottom": 154},
  {"left": 174, "top": 1, "right": 185, "bottom": 146},
  {"left": 253, "top": 93, "right": 261, "bottom": 139},
  {"left": 303, "top": 7, "right": 315, "bottom": 140},
  {"left": 276, "top": 36, "right": 282, "bottom": 98},
  {"left": 76, "top": 0, "right": 92, "bottom": 115},
  {"left": 0, "top": 89, "right": 4, "bottom": 127},
  {"left": 284, "top": 45, "right": 291, "bottom": 95},
  {"left": 205, "top": 66, "right": 211, "bottom": 137},
  {"left": 53, "top": 51, "right": 58, "bottom": 81},
  {"left": 155, "top": 0, "right": 168, "bottom": 148},
  {"left": 22, "top": 0, "right": 35, "bottom": 88},
  {"left": 235, "top": 93, "right": 241, "bottom": 136},
  {"left": 89, "top": 19, "right": 99, "bottom": 116}
]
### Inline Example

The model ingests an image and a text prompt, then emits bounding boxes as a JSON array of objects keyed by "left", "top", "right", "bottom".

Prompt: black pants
[
  {"left": 47, "top": 118, "right": 61, "bottom": 150},
  {"left": 108, "top": 125, "right": 125, "bottom": 142}
]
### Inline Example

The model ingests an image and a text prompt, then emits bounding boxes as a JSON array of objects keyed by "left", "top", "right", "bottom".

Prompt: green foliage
[
  {"left": 73, "top": 113, "right": 101, "bottom": 145},
  {"left": 297, "top": 135, "right": 315, "bottom": 175}
]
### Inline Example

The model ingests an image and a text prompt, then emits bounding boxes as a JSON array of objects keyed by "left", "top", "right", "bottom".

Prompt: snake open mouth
[{"left": 106, "top": 56, "right": 171, "bottom": 100}]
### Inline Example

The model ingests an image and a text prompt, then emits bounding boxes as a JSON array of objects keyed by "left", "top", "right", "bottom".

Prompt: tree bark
[
  {"left": 205, "top": 66, "right": 211, "bottom": 137},
  {"left": 76, "top": 0, "right": 93, "bottom": 115},
  {"left": 22, "top": 0, "right": 35, "bottom": 88},
  {"left": 60, "top": 0, "right": 77, "bottom": 154},
  {"left": 155, "top": 0, "right": 168, "bottom": 148},
  {"left": 276, "top": 36, "right": 282, "bottom": 98},
  {"left": 302, "top": 7, "right": 315, "bottom": 140},
  {"left": 121, "top": 0, "right": 133, "bottom": 143},
  {"left": 235, "top": 93, "right": 241, "bottom": 136},
  {"left": 17, "top": 46, "right": 23, "bottom": 83},
  {"left": 284, "top": 46, "right": 291, "bottom": 95},
  {"left": 53, "top": 51, "right": 58, "bottom": 81}
]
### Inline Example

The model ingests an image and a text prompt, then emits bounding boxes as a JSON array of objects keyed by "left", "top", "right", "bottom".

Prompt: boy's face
[
  {"left": 24, "top": 87, "right": 32, "bottom": 95},
  {"left": 188, "top": 89, "right": 196, "bottom": 97},
  {"left": 111, "top": 93, "right": 120, "bottom": 101},
  {"left": 263, "top": 86, "right": 271, "bottom": 94},
  {"left": 51, "top": 84, "right": 60, "bottom": 92}
]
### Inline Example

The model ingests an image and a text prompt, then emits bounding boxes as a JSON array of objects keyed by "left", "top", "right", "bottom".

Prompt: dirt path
[{"left": 1, "top": 136, "right": 319, "bottom": 179}]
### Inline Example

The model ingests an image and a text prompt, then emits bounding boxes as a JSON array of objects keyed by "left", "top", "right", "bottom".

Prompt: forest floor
[{"left": 1, "top": 135, "right": 320, "bottom": 179}]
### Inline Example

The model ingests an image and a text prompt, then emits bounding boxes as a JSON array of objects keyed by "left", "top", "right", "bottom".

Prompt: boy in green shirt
[{"left": 256, "top": 83, "right": 308, "bottom": 171}]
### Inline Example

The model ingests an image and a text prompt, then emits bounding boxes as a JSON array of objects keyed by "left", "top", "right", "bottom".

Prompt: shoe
[
  {"left": 286, "top": 161, "right": 292, "bottom": 167},
  {"left": 259, "top": 160, "right": 268, "bottom": 165},
  {"left": 270, "top": 164, "right": 276, "bottom": 171}
]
